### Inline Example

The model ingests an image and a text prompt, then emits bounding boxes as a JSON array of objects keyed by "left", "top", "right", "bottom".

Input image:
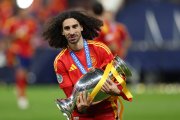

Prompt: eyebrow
[
  {"left": 64, "top": 26, "right": 70, "bottom": 29},
  {"left": 64, "top": 23, "right": 79, "bottom": 28},
  {"left": 72, "top": 24, "right": 78, "bottom": 28}
]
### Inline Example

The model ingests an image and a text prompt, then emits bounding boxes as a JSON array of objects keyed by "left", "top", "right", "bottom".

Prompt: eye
[
  {"left": 72, "top": 24, "right": 78, "bottom": 29},
  {"left": 64, "top": 26, "right": 70, "bottom": 30}
]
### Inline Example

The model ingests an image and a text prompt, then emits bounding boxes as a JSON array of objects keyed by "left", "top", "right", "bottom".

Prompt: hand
[
  {"left": 101, "top": 79, "right": 120, "bottom": 96},
  {"left": 76, "top": 91, "right": 91, "bottom": 113}
]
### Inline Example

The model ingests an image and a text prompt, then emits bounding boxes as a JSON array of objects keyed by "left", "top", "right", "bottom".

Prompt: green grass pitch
[{"left": 0, "top": 84, "right": 180, "bottom": 120}]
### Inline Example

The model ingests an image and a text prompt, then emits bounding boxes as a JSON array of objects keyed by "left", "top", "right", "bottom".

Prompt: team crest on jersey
[{"left": 56, "top": 74, "right": 63, "bottom": 83}]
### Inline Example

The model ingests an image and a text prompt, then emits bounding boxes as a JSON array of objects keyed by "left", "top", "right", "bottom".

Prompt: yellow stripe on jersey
[
  {"left": 94, "top": 44, "right": 111, "bottom": 54},
  {"left": 108, "top": 96, "right": 118, "bottom": 119},
  {"left": 54, "top": 48, "right": 67, "bottom": 72},
  {"left": 88, "top": 41, "right": 112, "bottom": 54},
  {"left": 111, "top": 100, "right": 118, "bottom": 119}
]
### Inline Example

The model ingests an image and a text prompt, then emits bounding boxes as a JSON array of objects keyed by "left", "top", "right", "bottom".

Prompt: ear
[{"left": 62, "top": 31, "right": 64, "bottom": 35}]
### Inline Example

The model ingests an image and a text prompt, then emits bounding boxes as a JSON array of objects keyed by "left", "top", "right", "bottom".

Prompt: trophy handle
[{"left": 113, "top": 56, "right": 132, "bottom": 77}]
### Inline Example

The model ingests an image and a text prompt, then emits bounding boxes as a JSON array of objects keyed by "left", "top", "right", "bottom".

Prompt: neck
[{"left": 69, "top": 37, "right": 84, "bottom": 51}]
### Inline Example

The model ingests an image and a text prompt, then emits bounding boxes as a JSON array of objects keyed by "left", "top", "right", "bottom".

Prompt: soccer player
[
  {"left": 92, "top": 1, "right": 132, "bottom": 59},
  {"left": 43, "top": 10, "right": 131, "bottom": 120},
  {"left": 3, "top": 9, "right": 37, "bottom": 109}
]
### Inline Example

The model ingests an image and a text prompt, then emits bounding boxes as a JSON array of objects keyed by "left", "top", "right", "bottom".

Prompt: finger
[
  {"left": 82, "top": 91, "right": 86, "bottom": 103},
  {"left": 104, "top": 81, "right": 111, "bottom": 89},
  {"left": 107, "top": 79, "right": 113, "bottom": 85},
  {"left": 76, "top": 96, "right": 79, "bottom": 104},
  {"left": 102, "top": 84, "right": 109, "bottom": 93},
  {"left": 106, "top": 80, "right": 113, "bottom": 87},
  {"left": 79, "top": 92, "right": 84, "bottom": 103},
  {"left": 87, "top": 93, "right": 92, "bottom": 105},
  {"left": 84, "top": 91, "right": 90, "bottom": 105},
  {"left": 101, "top": 86, "right": 105, "bottom": 92},
  {"left": 76, "top": 95, "right": 80, "bottom": 106}
]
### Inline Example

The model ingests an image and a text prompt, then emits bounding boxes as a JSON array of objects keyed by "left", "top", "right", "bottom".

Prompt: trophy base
[{"left": 56, "top": 99, "right": 72, "bottom": 120}]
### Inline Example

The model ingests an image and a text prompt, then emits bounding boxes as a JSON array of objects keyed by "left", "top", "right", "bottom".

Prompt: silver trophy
[{"left": 56, "top": 56, "right": 132, "bottom": 120}]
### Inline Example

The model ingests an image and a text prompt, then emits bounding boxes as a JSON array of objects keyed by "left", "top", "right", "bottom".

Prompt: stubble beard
[{"left": 68, "top": 35, "right": 81, "bottom": 45}]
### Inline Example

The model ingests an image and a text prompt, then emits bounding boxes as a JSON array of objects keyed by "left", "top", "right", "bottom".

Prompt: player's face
[{"left": 62, "top": 18, "right": 83, "bottom": 44}]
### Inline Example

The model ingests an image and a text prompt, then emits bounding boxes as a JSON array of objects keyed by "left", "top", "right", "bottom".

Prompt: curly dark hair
[{"left": 42, "top": 10, "right": 103, "bottom": 48}]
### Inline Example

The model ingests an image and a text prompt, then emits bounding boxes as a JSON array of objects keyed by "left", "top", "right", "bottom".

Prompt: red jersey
[
  {"left": 94, "top": 20, "right": 130, "bottom": 58},
  {"left": 3, "top": 16, "right": 36, "bottom": 58}
]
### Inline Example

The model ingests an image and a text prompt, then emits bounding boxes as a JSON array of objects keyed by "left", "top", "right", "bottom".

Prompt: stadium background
[{"left": 0, "top": 0, "right": 180, "bottom": 120}]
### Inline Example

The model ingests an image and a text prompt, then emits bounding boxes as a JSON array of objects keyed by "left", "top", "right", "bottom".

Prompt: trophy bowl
[{"left": 56, "top": 56, "right": 132, "bottom": 119}]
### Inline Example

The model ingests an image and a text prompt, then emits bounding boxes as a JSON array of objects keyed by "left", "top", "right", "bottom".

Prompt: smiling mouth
[
  {"left": 69, "top": 37, "right": 76, "bottom": 41},
  {"left": 68, "top": 36, "right": 78, "bottom": 43},
  {"left": 68, "top": 35, "right": 77, "bottom": 40}
]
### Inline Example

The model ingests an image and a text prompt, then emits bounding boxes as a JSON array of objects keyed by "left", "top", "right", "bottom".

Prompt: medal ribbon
[{"left": 70, "top": 40, "right": 92, "bottom": 74}]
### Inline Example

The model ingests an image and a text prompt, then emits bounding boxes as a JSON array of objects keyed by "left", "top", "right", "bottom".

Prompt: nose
[{"left": 69, "top": 28, "right": 75, "bottom": 35}]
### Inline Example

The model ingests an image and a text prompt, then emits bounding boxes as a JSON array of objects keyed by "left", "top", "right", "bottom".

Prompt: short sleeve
[
  {"left": 96, "top": 42, "right": 114, "bottom": 69},
  {"left": 54, "top": 59, "right": 73, "bottom": 89}
]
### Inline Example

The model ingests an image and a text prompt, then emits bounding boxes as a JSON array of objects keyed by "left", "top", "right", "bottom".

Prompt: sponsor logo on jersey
[{"left": 69, "top": 64, "right": 77, "bottom": 71}]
